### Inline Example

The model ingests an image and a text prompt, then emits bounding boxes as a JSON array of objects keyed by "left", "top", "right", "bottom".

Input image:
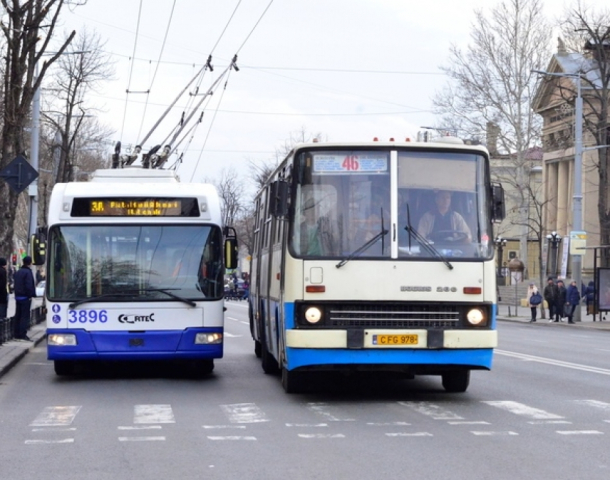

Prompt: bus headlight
[
  {"left": 48, "top": 334, "right": 77, "bottom": 346},
  {"left": 195, "top": 332, "right": 223, "bottom": 344},
  {"left": 466, "top": 308, "right": 486, "bottom": 326},
  {"left": 304, "top": 307, "right": 323, "bottom": 324}
]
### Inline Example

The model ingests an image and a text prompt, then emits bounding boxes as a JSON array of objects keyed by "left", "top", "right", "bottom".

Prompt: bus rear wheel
[
  {"left": 54, "top": 360, "right": 75, "bottom": 376},
  {"left": 261, "top": 325, "right": 279, "bottom": 375},
  {"left": 441, "top": 370, "right": 470, "bottom": 393}
]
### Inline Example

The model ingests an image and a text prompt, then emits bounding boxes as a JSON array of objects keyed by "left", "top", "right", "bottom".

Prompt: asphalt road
[{"left": 0, "top": 300, "right": 609, "bottom": 480}]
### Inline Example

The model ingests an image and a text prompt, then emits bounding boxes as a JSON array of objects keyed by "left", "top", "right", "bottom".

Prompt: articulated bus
[
  {"left": 45, "top": 168, "right": 237, "bottom": 376},
  {"left": 249, "top": 137, "right": 505, "bottom": 393}
]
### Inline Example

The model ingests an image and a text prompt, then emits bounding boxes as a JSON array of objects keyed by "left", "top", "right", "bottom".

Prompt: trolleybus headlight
[
  {"left": 466, "top": 308, "right": 486, "bottom": 326},
  {"left": 48, "top": 333, "right": 77, "bottom": 346},
  {"left": 304, "top": 306, "right": 323, "bottom": 324},
  {"left": 195, "top": 332, "right": 223, "bottom": 344}
]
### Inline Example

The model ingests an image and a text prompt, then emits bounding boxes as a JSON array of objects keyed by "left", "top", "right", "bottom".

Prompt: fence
[{"left": 0, "top": 306, "right": 45, "bottom": 345}]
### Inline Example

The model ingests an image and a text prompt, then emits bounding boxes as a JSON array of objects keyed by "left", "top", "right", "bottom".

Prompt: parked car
[{"left": 36, "top": 280, "right": 46, "bottom": 297}]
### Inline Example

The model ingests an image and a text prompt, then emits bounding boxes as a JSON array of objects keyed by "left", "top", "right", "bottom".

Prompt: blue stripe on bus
[
  {"left": 286, "top": 347, "right": 494, "bottom": 370},
  {"left": 47, "top": 328, "right": 223, "bottom": 361}
]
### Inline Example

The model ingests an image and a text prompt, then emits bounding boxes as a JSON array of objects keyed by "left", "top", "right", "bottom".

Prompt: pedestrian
[
  {"left": 565, "top": 280, "right": 580, "bottom": 324},
  {"left": 584, "top": 280, "right": 596, "bottom": 317},
  {"left": 0, "top": 257, "right": 8, "bottom": 320},
  {"left": 554, "top": 280, "right": 566, "bottom": 322},
  {"left": 13, "top": 256, "right": 36, "bottom": 341},
  {"left": 527, "top": 282, "right": 541, "bottom": 323},
  {"left": 543, "top": 277, "right": 558, "bottom": 321}
]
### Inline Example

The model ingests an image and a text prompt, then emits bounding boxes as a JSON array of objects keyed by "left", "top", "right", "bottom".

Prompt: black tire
[
  {"left": 441, "top": 370, "right": 470, "bottom": 393},
  {"left": 281, "top": 367, "right": 307, "bottom": 394},
  {"left": 54, "top": 360, "right": 75, "bottom": 376},
  {"left": 254, "top": 340, "right": 262, "bottom": 358}
]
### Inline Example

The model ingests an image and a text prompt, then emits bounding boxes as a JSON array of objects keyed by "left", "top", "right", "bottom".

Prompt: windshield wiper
[
  {"left": 336, "top": 228, "right": 389, "bottom": 268},
  {"left": 134, "top": 288, "right": 197, "bottom": 307},
  {"left": 404, "top": 204, "right": 453, "bottom": 270},
  {"left": 69, "top": 293, "right": 133, "bottom": 309}
]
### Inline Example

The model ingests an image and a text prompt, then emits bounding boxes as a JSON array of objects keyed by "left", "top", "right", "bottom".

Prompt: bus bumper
[{"left": 47, "top": 328, "right": 223, "bottom": 361}]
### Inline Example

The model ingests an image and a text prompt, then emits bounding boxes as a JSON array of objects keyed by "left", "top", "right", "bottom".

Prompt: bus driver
[{"left": 417, "top": 190, "right": 472, "bottom": 243}]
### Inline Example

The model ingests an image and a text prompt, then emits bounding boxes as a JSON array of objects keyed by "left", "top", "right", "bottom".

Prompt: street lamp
[
  {"left": 546, "top": 231, "right": 562, "bottom": 277},
  {"left": 533, "top": 69, "right": 583, "bottom": 320},
  {"left": 494, "top": 236, "right": 508, "bottom": 281}
]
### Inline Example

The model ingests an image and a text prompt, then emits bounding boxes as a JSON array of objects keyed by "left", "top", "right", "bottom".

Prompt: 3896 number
[{"left": 68, "top": 309, "right": 108, "bottom": 323}]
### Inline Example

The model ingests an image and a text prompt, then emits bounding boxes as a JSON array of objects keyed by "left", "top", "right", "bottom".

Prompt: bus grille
[{"left": 327, "top": 304, "right": 460, "bottom": 328}]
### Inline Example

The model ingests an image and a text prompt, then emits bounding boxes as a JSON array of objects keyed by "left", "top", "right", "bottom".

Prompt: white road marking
[
  {"left": 575, "top": 400, "right": 610, "bottom": 412},
  {"left": 224, "top": 332, "right": 242, "bottom": 338},
  {"left": 528, "top": 420, "right": 572, "bottom": 424},
  {"left": 366, "top": 422, "right": 411, "bottom": 426},
  {"left": 118, "top": 426, "right": 163, "bottom": 430},
  {"left": 31, "top": 427, "right": 77, "bottom": 432},
  {"left": 398, "top": 401, "right": 464, "bottom": 421},
  {"left": 556, "top": 430, "right": 604, "bottom": 435},
  {"left": 25, "top": 439, "right": 75, "bottom": 444},
  {"left": 298, "top": 434, "right": 346, "bottom": 439},
  {"left": 203, "top": 425, "right": 247, "bottom": 429},
  {"left": 307, "top": 403, "right": 355, "bottom": 422},
  {"left": 207, "top": 436, "right": 257, "bottom": 441},
  {"left": 496, "top": 349, "right": 610, "bottom": 376},
  {"left": 286, "top": 423, "right": 328, "bottom": 427},
  {"left": 118, "top": 436, "right": 166, "bottom": 442},
  {"left": 30, "top": 406, "right": 82, "bottom": 427},
  {"left": 221, "top": 403, "right": 269, "bottom": 423},
  {"left": 482, "top": 401, "right": 563, "bottom": 420},
  {"left": 134, "top": 404, "right": 175, "bottom": 424},
  {"left": 385, "top": 432, "right": 433, "bottom": 437},
  {"left": 471, "top": 431, "right": 518, "bottom": 436},
  {"left": 448, "top": 421, "right": 490, "bottom": 425}
]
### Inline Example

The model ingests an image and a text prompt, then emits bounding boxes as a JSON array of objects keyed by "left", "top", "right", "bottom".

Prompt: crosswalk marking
[
  {"left": 386, "top": 432, "right": 433, "bottom": 437},
  {"left": 207, "top": 436, "right": 257, "bottom": 441},
  {"left": 471, "top": 431, "right": 518, "bottom": 436},
  {"left": 307, "top": 403, "right": 355, "bottom": 422},
  {"left": 118, "top": 436, "right": 166, "bottom": 442},
  {"left": 482, "top": 401, "right": 563, "bottom": 420},
  {"left": 25, "top": 439, "right": 75, "bottom": 444},
  {"left": 398, "top": 401, "right": 464, "bottom": 421},
  {"left": 30, "top": 406, "right": 81, "bottom": 427},
  {"left": 575, "top": 400, "right": 610, "bottom": 412},
  {"left": 556, "top": 430, "right": 603, "bottom": 435},
  {"left": 134, "top": 404, "right": 175, "bottom": 424},
  {"left": 221, "top": 403, "right": 269, "bottom": 423},
  {"left": 118, "top": 426, "right": 162, "bottom": 430},
  {"left": 298, "top": 433, "right": 345, "bottom": 439}
]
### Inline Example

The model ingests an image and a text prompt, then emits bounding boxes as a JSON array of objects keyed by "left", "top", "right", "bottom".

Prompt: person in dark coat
[
  {"left": 0, "top": 257, "right": 8, "bottom": 320},
  {"left": 543, "top": 277, "right": 558, "bottom": 321},
  {"left": 554, "top": 280, "right": 566, "bottom": 322},
  {"left": 13, "top": 256, "right": 36, "bottom": 341},
  {"left": 565, "top": 280, "right": 580, "bottom": 324}
]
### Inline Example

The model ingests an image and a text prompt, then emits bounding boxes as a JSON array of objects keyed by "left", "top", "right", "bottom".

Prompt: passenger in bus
[
  {"left": 417, "top": 190, "right": 472, "bottom": 243},
  {"left": 299, "top": 198, "right": 333, "bottom": 256}
]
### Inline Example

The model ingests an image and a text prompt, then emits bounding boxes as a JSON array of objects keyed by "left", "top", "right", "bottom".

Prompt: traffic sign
[
  {"left": 0, "top": 155, "right": 38, "bottom": 194},
  {"left": 570, "top": 231, "right": 586, "bottom": 256}
]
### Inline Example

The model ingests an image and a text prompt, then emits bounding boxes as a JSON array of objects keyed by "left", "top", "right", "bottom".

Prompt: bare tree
[
  {"left": 43, "top": 28, "right": 114, "bottom": 184},
  {"left": 0, "top": 0, "right": 82, "bottom": 259},
  {"left": 208, "top": 167, "right": 246, "bottom": 228},
  {"left": 557, "top": 5, "right": 610, "bottom": 266},
  {"left": 433, "top": 0, "right": 552, "bottom": 276}
]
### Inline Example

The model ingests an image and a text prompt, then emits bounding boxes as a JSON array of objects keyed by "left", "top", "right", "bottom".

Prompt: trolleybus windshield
[{"left": 47, "top": 224, "right": 224, "bottom": 302}]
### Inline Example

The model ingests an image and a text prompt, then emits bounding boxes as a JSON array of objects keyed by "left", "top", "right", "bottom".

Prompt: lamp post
[
  {"left": 494, "top": 236, "right": 507, "bottom": 282},
  {"left": 546, "top": 231, "right": 562, "bottom": 277},
  {"left": 533, "top": 69, "right": 583, "bottom": 320}
]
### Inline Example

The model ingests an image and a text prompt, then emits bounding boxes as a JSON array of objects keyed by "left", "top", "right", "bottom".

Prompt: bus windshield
[
  {"left": 48, "top": 224, "right": 224, "bottom": 301},
  {"left": 291, "top": 148, "right": 493, "bottom": 260}
]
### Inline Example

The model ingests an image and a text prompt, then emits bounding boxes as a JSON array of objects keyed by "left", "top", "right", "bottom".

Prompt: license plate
[{"left": 372, "top": 334, "right": 418, "bottom": 346}]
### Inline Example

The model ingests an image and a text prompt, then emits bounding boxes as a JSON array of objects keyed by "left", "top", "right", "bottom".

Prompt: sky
[{"left": 53, "top": 0, "right": 604, "bottom": 192}]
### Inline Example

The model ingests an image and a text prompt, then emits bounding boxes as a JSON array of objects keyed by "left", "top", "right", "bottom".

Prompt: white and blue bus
[
  {"left": 45, "top": 168, "right": 237, "bottom": 376},
  {"left": 249, "top": 136, "right": 505, "bottom": 393}
]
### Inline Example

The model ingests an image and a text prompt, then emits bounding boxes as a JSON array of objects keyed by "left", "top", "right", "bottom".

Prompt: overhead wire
[
  {"left": 119, "top": 0, "right": 144, "bottom": 142},
  {"left": 135, "top": 0, "right": 178, "bottom": 142}
]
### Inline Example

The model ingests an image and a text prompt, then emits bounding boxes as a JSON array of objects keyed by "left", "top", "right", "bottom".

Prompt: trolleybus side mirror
[
  {"left": 491, "top": 183, "right": 506, "bottom": 223},
  {"left": 31, "top": 229, "right": 47, "bottom": 266},
  {"left": 223, "top": 226, "right": 239, "bottom": 270},
  {"left": 269, "top": 180, "right": 289, "bottom": 218}
]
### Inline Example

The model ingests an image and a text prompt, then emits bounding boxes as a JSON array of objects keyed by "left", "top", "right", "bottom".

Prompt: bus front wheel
[
  {"left": 441, "top": 370, "right": 470, "bottom": 393},
  {"left": 54, "top": 360, "right": 75, "bottom": 376}
]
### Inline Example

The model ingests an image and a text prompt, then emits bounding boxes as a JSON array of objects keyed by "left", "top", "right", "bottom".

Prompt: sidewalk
[{"left": 497, "top": 303, "right": 610, "bottom": 330}]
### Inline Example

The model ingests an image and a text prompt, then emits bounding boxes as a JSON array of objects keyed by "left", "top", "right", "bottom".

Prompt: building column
[{"left": 557, "top": 160, "right": 569, "bottom": 234}]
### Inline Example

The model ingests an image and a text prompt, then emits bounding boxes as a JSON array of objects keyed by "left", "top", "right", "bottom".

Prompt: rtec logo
[{"left": 118, "top": 313, "right": 155, "bottom": 324}]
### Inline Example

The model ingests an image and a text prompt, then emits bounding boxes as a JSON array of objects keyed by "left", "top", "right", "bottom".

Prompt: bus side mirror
[
  {"left": 491, "top": 183, "right": 505, "bottom": 223},
  {"left": 223, "top": 227, "right": 238, "bottom": 270},
  {"left": 269, "top": 180, "right": 289, "bottom": 217},
  {"left": 31, "top": 230, "right": 47, "bottom": 266}
]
